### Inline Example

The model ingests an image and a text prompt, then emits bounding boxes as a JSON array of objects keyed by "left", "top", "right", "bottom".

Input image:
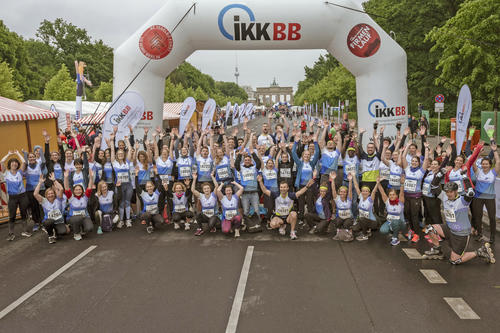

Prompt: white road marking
[
  {"left": 402, "top": 248, "right": 423, "bottom": 259},
  {"left": 420, "top": 269, "right": 447, "bottom": 284},
  {"left": 225, "top": 245, "right": 254, "bottom": 333},
  {"left": 444, "top": 297, "right": 480, "bottom": 320},
  {"left": 0, "top": 245, "right": 97, "bottom": 320}
]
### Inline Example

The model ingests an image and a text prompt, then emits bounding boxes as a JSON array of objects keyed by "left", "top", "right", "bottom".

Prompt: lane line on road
[
  {"left": 419, "top": 269, "right": 447, "bottom": 284},
  {"left": 225, "top": 245, "right": 254, "bottom": 333},
  {"left": 0, "top": 245, "right": 97, "bottom": 320},
  {"left": 443, "top": 297, "right": 480, "bottom": 320},
  {"left": 402, "top": 248, "right": 423, "bottom": 259}
]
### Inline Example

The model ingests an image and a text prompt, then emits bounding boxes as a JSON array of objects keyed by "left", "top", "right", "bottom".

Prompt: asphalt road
[{"left": 0, "top": 115, "right": 499, "bottom": 333}]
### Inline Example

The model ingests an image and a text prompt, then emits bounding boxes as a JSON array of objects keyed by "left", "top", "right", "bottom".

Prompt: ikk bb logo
[
  {"left": 218, "top": 4, "right": 301, "bottom": 41},
  {"left": 368, "top": 99, "right": 406, "bottom": 118}
]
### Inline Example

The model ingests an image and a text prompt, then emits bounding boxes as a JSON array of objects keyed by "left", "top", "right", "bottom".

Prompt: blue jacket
[{"left": 291, "top": 141, "right": 320, "bottom": 188}]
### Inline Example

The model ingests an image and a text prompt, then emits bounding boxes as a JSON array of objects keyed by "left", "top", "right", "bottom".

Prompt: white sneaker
[
  {"left": 112, "top": 215, "right": 120, "bottom": 224},
  {"left": 48, "top": 236, "right": 56, "bottom": 244},
  {"left": 146, "top": 226, "right": 154, "bottom": 234},
  {"left": 125, "top": 220, "right": 132, "bottom": 228},
  {"left": 184, "top": 223, "right": 191, "bottom": 231},
  {"left": 117, "top": 220, "right": 124, "bottom": 229},
  {"left": 279, "top": 225, "right": 286, "bottom": 236},
  {"left": 174, "top": 223, "right": 180, "bottom": 230},
  {"left": 234, "top": 229, "right": 240, "bottom": 238},
  {"left": 73, "top": 233, "right": 82, "bottom": 241},
  {"left": 21, "top": 232, "right": 32, "bottom": 238},
  {"left": 290, "top": 230, "right": 298, "bottom": 240}
]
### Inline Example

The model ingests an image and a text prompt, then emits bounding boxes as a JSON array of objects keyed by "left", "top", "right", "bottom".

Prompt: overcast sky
[{"left": 2, "top": 0, "right": 364, "bottom": 91}]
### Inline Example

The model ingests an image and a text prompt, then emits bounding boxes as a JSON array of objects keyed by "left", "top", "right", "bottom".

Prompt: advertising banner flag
[
  {"left": 225, "top": 101, "right": 231, "bottom": 123},
  {"left": 239, "top": 103, "right": 246, "bottom": 122},
  {"left": 456, "top": 85, "right": 472, "bottom": 153},
  {"left": 102, "top": 91, "right": 145, "bottom": 150},
  {"left": 178, "top": 97, "right": 197, "bottom": 136},
  {"left": 232, "top": 103, "right": 239, "bottom": 126},
  {"left": 245, "top": 103, "right": 254, "bottom": 117},
  {"left": 201, "top": 99, "right": 216, "bottom": 131}
]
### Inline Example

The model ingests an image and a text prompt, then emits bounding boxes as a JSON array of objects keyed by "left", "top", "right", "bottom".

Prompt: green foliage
[
  {"left": 94, "top": 80, "right": 113, "bottom": 102},
  {"left": 295, "top": 54, "right": 338, "bottom": 97},
  {"left": 215, "top": 81, "right": 248, "bottom": 100},
  {"left": 43, "top": 64, "right": 75, "bottom": 100},
  {"left": 426, "top": 0, "right": 500, "bottom": 110},
  {"left": 0, "top": 61, "right": 23, "bottom": 100}
]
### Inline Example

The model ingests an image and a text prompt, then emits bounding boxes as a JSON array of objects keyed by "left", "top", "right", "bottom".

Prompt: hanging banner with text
[
  {"left": 455, "top": 84, "right": 472, "bottom": 153},
  {"left": 225, "top": 101, "right": 231, "bottom": 123},
  {"left": 201, "top": 99, "right": 216, "bottom": 131},
  {"left": 178, "top": 97, "right": 197, "bottom": 136},
  {"left": 232, "top": 103, "right": 239, "bottom": 126}
]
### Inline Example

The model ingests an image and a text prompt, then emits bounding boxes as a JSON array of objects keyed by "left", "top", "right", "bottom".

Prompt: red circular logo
[
  {"left": 139, "top": 25, "right": 173, "bottom": 60},
  {"left": 347, "top": 24, "right": 381, "bottom": 58}
]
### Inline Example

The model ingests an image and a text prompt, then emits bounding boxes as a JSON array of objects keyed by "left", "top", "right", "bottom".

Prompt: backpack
[
  {"left": 102, "top": 214, "right": 113, "bottom": 232},
  {"left": 245, "top": 214, "right": 262, "bottom": 233}
]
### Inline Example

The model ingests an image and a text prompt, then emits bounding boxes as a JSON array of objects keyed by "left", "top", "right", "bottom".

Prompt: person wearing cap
[
  {"left": 422, "top": 167, "right": 495, "bottom": 264},
  {"left": 304, "top": 174, "right": 334, "bottom": 235},
  {"left": 341, "top": 135, "right": 360, "bottom": 218}
]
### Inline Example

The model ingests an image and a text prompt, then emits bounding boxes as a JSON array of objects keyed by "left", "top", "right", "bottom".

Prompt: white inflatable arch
[{"left": 110, "top": 0, "right": 407, "bottom": 144}]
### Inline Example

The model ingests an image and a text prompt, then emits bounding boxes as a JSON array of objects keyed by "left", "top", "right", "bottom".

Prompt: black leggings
[
  {"left": 333, "top": 217, "right": 354, "bottom": 230},
  {"left": 43, "top": 219, "right": 68, "bottom": 236},
  {"left": 196, "top": 213, "right": 220, "bottom": 230},
  {"left": 68, "top": 216, "right": 94, "bottom": 235},
  {"left": 7, "top": 193, "right": 29, "bottom": 234},
  {"left": 140, "top": 212, "right": 164, "bottom": 228},
  {"left": 404, "top": 196, "right": 422, "bottom": 234},
  {"left": 423, "top": 196, "right": 442, "bottom": 225},
  {"left": 304, "top": 212, "right": 330, "bottom": 233},
  {"left": 297, "top": 185, "right": 314, "bottom": 220},
  {"left": 358, "top": 217, "right": 377, "bottom": 234},
  {"left": 172, "top": 211, "right": 194, "bottom": 223},
  {"left": 471, "top": 197, "right": 496, "bottom": 243},
  {"left": 26, "top": 191, "right": 42, "bottom": 224}
]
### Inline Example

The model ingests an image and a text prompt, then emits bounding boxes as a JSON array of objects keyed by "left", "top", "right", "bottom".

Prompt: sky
[{"left": 1, "top": 0, "right": 364, "bottom": 91}]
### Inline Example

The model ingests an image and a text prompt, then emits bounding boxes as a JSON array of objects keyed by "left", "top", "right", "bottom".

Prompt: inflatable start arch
[{"left": 108, "top": 0, "right": 407, "bottom": 145}]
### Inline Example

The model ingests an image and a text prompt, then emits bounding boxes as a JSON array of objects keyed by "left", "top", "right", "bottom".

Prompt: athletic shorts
[
  {"left": 272, "top": 215, "right": 288, "bottom": 224},
  {"left": 441, "top": 224, "right": 470, "bottom": 256}
]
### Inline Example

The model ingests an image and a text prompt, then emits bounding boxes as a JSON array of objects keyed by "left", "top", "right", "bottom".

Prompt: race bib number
[
  {"left": 280, "top": 168, "right": 291, "bottom": 178},
  {"left": 264, "top": 170, "right": 277, "bottom": 180},
  {"left": 338, "top": 209, "right": 351, "bottom": 219},
  {"left": 242, "top": 169, "right": 254, "bottom": 182},
  {"left": 454, "top": 181, "right": 463, "bottom": 193},
  {"left": 359, "top": 209, "right": 370, "bottom": 219},
  {"left": 389, "top": 175, "right": 400, "bottom": 187},
  {"left": 444, "top": 209, "right": 456, "bottom": 223},
  {"left": 217, "top": 168, "right": 230, "bottom": 179},
  {"left": 422, "top": 183, "right": 431, "bottom": 196},
  {"left": 48, "top": 209, "right": 62, "bottom": 221},
  {"left": 387, "top": 214, "right": 399, "bottom": 221},
  {"left": 117, "top": 172, "right": 129, "bottom": 183},
  {"left": 404, "top": 179, "right": 417, "bottom": 192},
  {"left": 146, "top": 205, "right": 158, "bottom": 214},
  {"left": 380, "top": 169, "right": 390, "bottom": 180},
  {"left": 345, "top": 164, "right": 356, "bottom": 175},
  {"left": 180, "top": 167, "right": 191, "bottom": 178},
  {"left": 174, "top": 205, "right": 186, "bottom": 213},
  {"left": 159, "top": 174, "right": 170, "bottom": 184},
  {"left": 199, "top": 162, "right": 211, "bottom": 172},
  {"left": 276, "top": 205, "right": 291, "bottom": 216},
  {"left": 225, "top": 209, "right": 237, "bottom": 219},
  {"left": 203, "top": 208, "right": 215, "bottom": 218},
  {"left": 73, "top": 209, "right": 86, "bottom": 217}
]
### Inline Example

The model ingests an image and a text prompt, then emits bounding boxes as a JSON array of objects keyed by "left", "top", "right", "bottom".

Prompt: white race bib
[
  {"left": 203, "top": 208, "right": 215, "bottom": 218},
  {"left": 422, "top": 183, "right": 431, "bottom": 196},
  {"left": 263, "top": 170, "right": 277, "bottom": 180},
  {"left": 242, "top": 169, "right": 254, "bottom": 182},
  {"left": 345, "top": 164, "right": 356, "bottom": 175},
  {"left": 454, "top": 181, "right": 463, "bottom": 193},
  {"left": 48, "top": 209, "right": 62, "bottom": 221},
  {"left": 389, "top": 175, "right": 400, "bottom": 187},
  {"left": 180, "top": 167, "right": 191, "bottom": 178},
  {"left": 359, "top": 209, "right": 370, "bottom": 219},
  {"left": 217, "top": 168, "right": 230, "bottom": 179},
  {"left": 444, "top": 209, "right": 456, "bottom": 223},
  {"left": 387, "top": 214, "right": 400, "bottom": 221},
  {"left": 338, "top": 209, "right": 351, "bottom": 219},
  {"left": 73, "top": 209, "right": 86, "bottom": 217},
  {"left": 404, "top": 179, "right": 417, "bottom": 192},
  {"left": 174, "top": 205, "right": 186, "bottom": 213},
  {"left": 280, "top": 168, "right": 291, "bottom": 178},
  {"left": 146, "top": 205, "right": 158, "bottom": 214},
  {"left": 117, "top": 172, "right": 129, "bottom": 183},
  {"left": 199, "top": 162, "right": 211, "bottom": 172},
  {"left": 225, "top": 209, "right": 237, "bottom": 219},
  {"left": 276, "top": 205, "right": 291, "bottom": 216},
  {"left": 380, "top": 169, "right": 390, "bottom": 180}
]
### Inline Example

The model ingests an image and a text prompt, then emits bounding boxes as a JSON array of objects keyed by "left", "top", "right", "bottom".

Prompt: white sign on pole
[
  {"left": 178, "top": 97, "right": 197, "bottom": 136},
  {"left": 201, "top": 99, "right": 216, "bottom": 131}
]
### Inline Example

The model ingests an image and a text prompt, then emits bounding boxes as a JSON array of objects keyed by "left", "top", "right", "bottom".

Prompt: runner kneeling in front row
[
  {"left": 258, "top": 174, "right": 314, "bottom": 240},
  {"left": 136, "top": 166, "right": 165, "bottom": 234},
  {"left": 353, "top": 175, "right": 379, "bottom": 241},
  {"left": 215, "top": 180, "right": 244, "bottom": 238},
  {"left": 331, "top": 171, "right": 355, "bottom": 242},
  {"left": 169, "top": 179, "right": 194, "bottom": 230},
  {"left": 423, "top": 168, "right": 495, "bottom": 264},
  {"left": 191, "top": 173, "right": 220, "bottom": 236},
  {"left": 378, "top": 176, "right": 406, "bottom": 246}
]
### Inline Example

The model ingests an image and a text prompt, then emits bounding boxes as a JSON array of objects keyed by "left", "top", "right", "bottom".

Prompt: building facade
[{"left": 255, "top": 79, "right": 293, "bottom": 107}]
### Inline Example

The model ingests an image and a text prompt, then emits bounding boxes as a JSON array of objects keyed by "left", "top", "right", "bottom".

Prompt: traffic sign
[
  {"left": 434, "top": 103, "right": 444, "bottom": 113},
  {"left": 481, "top": 111, "right": 499, "bottom": 142},
  {"left": 435, "top": 94, "right": 445, "bottom": 103}
]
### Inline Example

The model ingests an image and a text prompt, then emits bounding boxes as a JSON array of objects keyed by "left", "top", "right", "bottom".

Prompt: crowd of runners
[{"left": 1, "top": 111, "right": 497, "bottom": 265}]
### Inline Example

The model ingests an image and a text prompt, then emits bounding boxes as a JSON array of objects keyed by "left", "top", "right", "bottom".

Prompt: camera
[
  {"left": 396, "top": 123, "right": 402, "bottom": 130},
  {"left": 373, "top": 122, "right": 378, "bottom": 130}
]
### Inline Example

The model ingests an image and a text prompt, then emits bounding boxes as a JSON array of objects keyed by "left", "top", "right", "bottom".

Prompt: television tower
[{"left": 234, "top": 52, "right": 240, "bottom": 86}]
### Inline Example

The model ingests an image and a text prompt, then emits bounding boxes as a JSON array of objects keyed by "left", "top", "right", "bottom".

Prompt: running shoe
[
  {"left": 343, "top": 230, "right": 354, "bottom": 242},
  {"left": 390, "top": 237, "right": 400, "bottom": 246},
  {"left": 411, "top": 234, "right": 420, "bottom": 243},
  {"left": 73, "top": 233, "right": 82, "bottom": 241},
  {"left": 332, "top": 229, "right": 341, "bottom": 241},
  {"left": 476, "top": 243, "right": 496, "bottom": 264},
  {"left": 6, "top": 233, "right": 15, "bottom": 241},
  {"left": 290, "top": 230, "right": 298, "bottom": 240},
  {"left": 366, "top": 229, "right": 372, "bottom": 237},
  {"left": 184, "top": 223, "right": 191, "bottom": 231},
  {"left": 235, "top": 229, "right": 241, "bottom": 238},
  {"left": 356, "top": 234, "right": 369, "bottom": 241},
  {"left": 174, "top": 223, "right": 180, "bottom": 230},
  {"left": 475, "top": 234, "right": 489, "bottom": 243},
  {"left": 125, "top": 220, "right": 132, "bottom": 228},
  {"left": 97, "top": 226, "right": 103, "bottom": 235},
  {"left": 308, "top": 225, "right": 317, "bottom": 235},
  {"left": 210, "top": 227, "right": 217, "bottom": 233},
  {"left": 266, "top": 222, "right": 273, "bottom": 230},
  {"left": 194, "top": 228, "right": 204, "bottom": 236},
  {"left": 141, "top": 220, "right": 147, "bottom": 225},
  {"left": 146, "top": 226, "right": 154, "bottom": 234},
  {"left": 48, "top": 236, "right": 56, "bottom": 244},
  {"left": 21, "top": 232, "right": 32, "bottom": 238},
  {"left": 32, "top": 224, "right": 39, "bottom": 232},
  {"left": 279, "top": 225, "right": 286, "bottom": 236},
  {"left": 406, "top": 230, "right": 414, "bottom": 241},
  {"left": 423, "top": 247, "right": 444, "bottom": 259},
  {"left": 117, "top": 220, "right": 124, "bottom": 229}
]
